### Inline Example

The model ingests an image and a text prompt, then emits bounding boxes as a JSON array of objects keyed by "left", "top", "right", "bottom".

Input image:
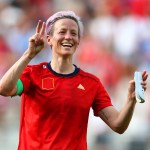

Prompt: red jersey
[{"left": 18, "top": 62, "right": 112, "bottom": 150}]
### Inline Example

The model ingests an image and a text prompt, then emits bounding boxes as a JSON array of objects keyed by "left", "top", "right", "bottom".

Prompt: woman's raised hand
[
  {"left": 27, "top": 20, "right": 46, "bottom": 59},
  {"left": 128, "top": 70, "right": 148, "bottom": 102}
]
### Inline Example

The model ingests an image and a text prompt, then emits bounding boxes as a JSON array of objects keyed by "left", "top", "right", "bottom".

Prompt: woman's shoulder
[{"left": 78, "top": 68, "right": 100, "bottom": 83}]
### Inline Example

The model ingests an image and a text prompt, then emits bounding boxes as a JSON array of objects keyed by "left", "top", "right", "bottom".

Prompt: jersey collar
[{"left": 47, "top": 62, "right": 80, "bottom": 77}]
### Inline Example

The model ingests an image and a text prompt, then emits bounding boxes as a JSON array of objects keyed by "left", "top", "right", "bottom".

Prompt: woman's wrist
[
  {"left": 127, "top": 93, "right": 137, "bottom": 105},
  {"left": 24, "top": 49, "right": 34, "bottom": 60}
]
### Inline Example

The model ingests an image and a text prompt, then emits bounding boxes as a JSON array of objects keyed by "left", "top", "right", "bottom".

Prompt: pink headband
[{"left": 45, "top": 11, "right": 83, "bottom": 37}]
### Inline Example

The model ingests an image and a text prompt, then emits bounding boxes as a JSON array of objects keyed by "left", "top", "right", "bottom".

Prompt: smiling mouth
[{"left": 61, "top": 43, "right": 73, "bottom": 48}]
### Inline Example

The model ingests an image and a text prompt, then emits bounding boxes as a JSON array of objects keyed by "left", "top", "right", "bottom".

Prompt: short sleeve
[
  {"left": 92, "top": 80, "right": 113, "bottom": 116},
  {"left": 20, "top": 66, "right": 32, "bottom": 94}
]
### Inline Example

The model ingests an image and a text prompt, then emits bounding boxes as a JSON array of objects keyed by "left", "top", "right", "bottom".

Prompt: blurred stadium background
[{"left": 0, "top": 0, "right": 150, "bottom": 150}]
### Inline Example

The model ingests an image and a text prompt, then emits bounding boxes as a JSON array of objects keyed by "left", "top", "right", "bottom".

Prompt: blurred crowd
[{"left": 0, "top": 0, "right": 150, "bottom": 150}]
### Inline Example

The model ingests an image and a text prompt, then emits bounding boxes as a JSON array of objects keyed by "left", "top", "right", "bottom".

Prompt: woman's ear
[{"left": 46, "top": 35, "right": 52, "bottom": 46}]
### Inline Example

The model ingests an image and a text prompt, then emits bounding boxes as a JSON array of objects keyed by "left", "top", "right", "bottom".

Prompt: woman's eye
[
  {"left": 59, "top": 31, "right": 65, "bottom": 34},
  {"left": 72, "top": 33, "right": 77, "bottom": 36}
]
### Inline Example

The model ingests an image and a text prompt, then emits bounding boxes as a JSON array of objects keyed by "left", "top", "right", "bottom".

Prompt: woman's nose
[{"left": 65, "top": 33, "right": 72, "bottom": 40}]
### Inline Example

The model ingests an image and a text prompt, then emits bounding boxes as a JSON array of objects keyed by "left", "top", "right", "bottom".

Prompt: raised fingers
[
  {"left": 36, "top": 20, "right": 42, "bottom": 34},
  {"left": 36, "top": 20, "right": 46, "bottom": 37},
  {"left": 40, "top": 22, "right": 46, "bottom": 36}
]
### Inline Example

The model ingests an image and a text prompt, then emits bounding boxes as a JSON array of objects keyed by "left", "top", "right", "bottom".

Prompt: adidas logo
[{"left": 77, "top": 84, "right": 85, "bottom": 90}]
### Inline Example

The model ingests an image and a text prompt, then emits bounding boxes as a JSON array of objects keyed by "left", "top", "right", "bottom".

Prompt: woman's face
[{"left": 47, "top": 18, "right": 80, "bottom": 57}]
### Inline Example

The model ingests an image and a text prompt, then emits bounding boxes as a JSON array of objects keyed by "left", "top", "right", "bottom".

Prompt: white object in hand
[{"left": 134, "top": 72, "right": 145, "bottom": 103}]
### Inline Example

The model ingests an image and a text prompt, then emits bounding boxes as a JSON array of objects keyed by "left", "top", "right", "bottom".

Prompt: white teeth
[{"left": 62, "top": 43, "right": 73, "bottom": 47}]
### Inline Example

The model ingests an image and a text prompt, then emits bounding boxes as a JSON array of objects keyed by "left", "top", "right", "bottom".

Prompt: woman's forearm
[
  {"left": 115, "top": 99, "right": 136, "bottom": 133},
  {"left": 0, "top": 50, "right": 32, "bottom": 96},
  {"left": 99, "top": 99, "right": 136, "bottom": 134}
]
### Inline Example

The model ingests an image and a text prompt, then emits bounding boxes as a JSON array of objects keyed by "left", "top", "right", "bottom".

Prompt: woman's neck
[{"left": 51, "top": 57, "right": 75, "bottom": 74}]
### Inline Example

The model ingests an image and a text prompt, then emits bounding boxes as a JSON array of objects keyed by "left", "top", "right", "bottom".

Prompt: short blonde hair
[{"left": 45, "top": 11, "right": 84, "bottom": 38}]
